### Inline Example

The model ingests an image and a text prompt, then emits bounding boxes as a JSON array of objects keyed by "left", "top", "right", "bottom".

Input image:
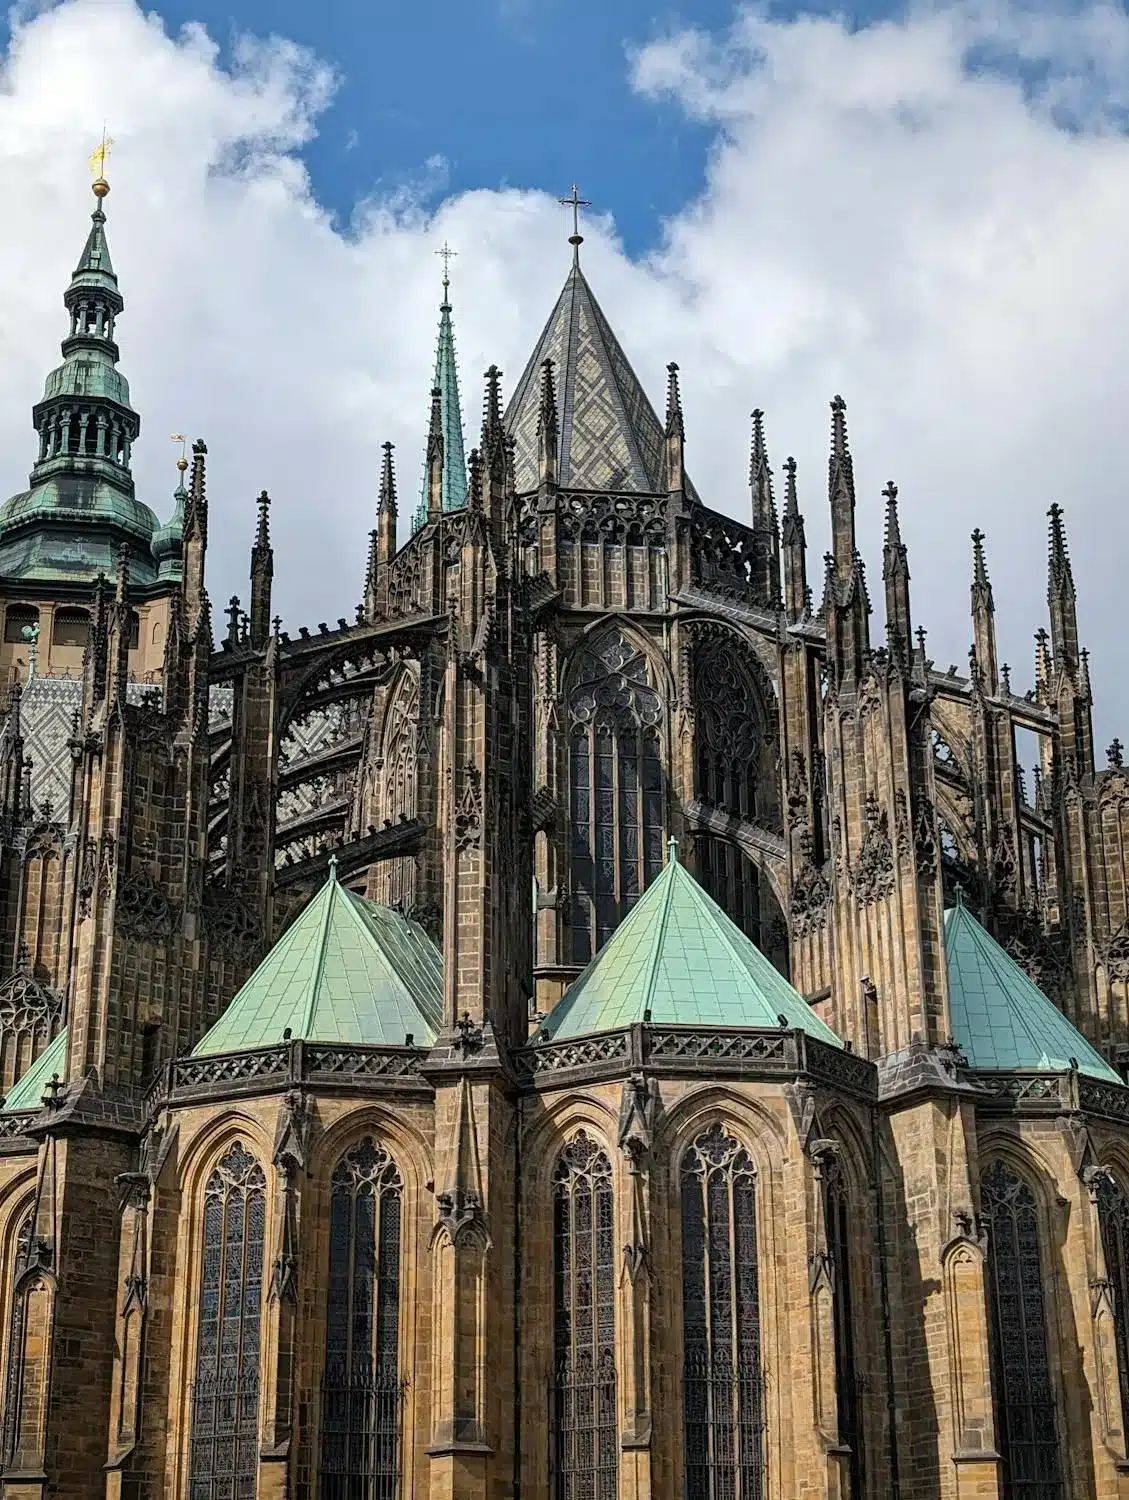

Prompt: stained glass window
[
  {"left": 1, "top": 1212, "right": 33, "bottom": 1464},
  {"left": 981, "top": 1160, "right": 1063, "bottom": 1500},
  {"left": 692, "top": 636, "right": 762, "bottom": 823},
  {"left": 188, "top": 1142, "right": 266, "bottom": 1500},
  {"left": 823, "top": 1158, "right": 864, "bottom": 1496},
  {"left": 551, "top": 1132, "right": 617, "bottom": 1500},
  {"left": 681, "top": 1124, "right": 765, "bottom": 1500},
  {"left": 567, "top": 630, "right": 665, "bottom": 964},
  {"left": 319, "top": 1137, "right": 403, "bottom": 1500},
  {"left": 1096, "top": 1172, "right": 1129, "bottom": 1436}
]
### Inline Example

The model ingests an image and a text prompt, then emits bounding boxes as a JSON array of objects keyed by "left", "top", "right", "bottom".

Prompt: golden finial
[
  {"left": 171, "top": 434, "right": 188, "bottom": 474},
  {"left": 88, "top": 129, "right": 113, "bottom": 199}
]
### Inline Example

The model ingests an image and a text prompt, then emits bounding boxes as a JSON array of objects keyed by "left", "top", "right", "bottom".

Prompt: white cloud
[{"left": 1, "top": 0, "right": 1128, "bottom": 754}]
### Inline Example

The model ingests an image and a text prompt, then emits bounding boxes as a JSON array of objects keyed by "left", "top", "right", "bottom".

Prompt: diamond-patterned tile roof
[
  {"left": 193, "top": 864, "right": 443, "bottom": 1054},
  {"left": 944, "top": 901, "right": 1119, "bottom": 1080},
  {"left": 538, "top": 845, "right": 841, "bottom": 1043},
  {"left": 505, "top": 258, "right": 698, "bottom": 500}
]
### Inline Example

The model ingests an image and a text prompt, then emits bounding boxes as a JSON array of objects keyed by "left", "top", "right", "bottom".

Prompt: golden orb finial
[
  {"left": 88, "top": 131, "right": 112, "bottom": 200},
  {"left": 171, "top": 434, "right": 188, "bottom": 474}
]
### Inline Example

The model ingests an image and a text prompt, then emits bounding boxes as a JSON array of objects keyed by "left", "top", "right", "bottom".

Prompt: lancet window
[
  {"left": 823, "top": 1157, "right": 864, "bottom": 1495},
  {"left": 567, "top": 629, "right": 665, "bottom": 964},
  {"left": 550, "top": 1132, "right": 617, "bottom": 1500},
  {"left": 681, "top": 1124, "right": 765, "bottom": 1500},
  {"left": 1096, "top": 1172, "right": 1129, "bottom": 1434},
  {"left": 692, "top": 636, "right": 763, "bottom": 823},
  {"left": 188, "top": 1142, "right": 266, "bottom": 1500},
  {"left": 319, "top": 1137, "right": 403, "bottom": 1500},
  {"left": 1, "top": 1212, "right": 33, "bottom": 1465},
  {"left": 981, "top": 1159, "right": 1063, "bottom": 1500},
  {"left": 377, "top": 673, "right": 420, "bottom": 909}
]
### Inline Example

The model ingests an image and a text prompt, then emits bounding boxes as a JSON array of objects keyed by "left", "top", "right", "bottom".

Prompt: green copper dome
[
  {"left": 538, "top": 845, "right": 843, "bottom": 1044},
  {"left": 151, "top": 484, "right": 186, "bottom": 580},
  {"left": 944, "top": 902, "right": 1119, "bottom": 1081},
  {"left": 194, "top": 864, "right": 443, "bottom": 1055},
  {"left": 0, "top": 185, "right": 157, "bottom": 586}
]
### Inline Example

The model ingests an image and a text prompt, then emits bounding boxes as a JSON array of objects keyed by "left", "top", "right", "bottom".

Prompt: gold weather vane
[
  {"left": 436, "top": 240, "right": 457, "bottom": 296},
  {"left": 171, "top": 434, "right": 188, "bottom": 474},
  {"left": 88, "top": 129, "right": 113, "bottom": 198}
]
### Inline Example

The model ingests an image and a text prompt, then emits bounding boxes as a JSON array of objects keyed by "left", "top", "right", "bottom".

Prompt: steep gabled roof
[
  {"left": 194, "top": 867, "right": 443, "bottom": 1054},
  {"left": 538, "top": 848, "right": 841, "bottom": 1044},
  {"left": 3, "top": 1027, "right": 67, "bottom": 1112},
  {"left": 944, "top": 902, "right": 1118, "bottom": 1081},
  {"left": 505, "top": 259, "right": 698, "bottom": 500}
]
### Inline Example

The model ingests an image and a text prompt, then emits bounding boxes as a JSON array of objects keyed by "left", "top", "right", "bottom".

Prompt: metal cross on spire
[
  {"left": 436, "top": 240, "right": 457, "bottom": 299},
  {"left": 559, "top": 183, "right": 591, "bottom": 261}
]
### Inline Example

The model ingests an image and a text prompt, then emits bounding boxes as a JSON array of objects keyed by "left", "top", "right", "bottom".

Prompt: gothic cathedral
[{"left": 0, "top": 172, "right": 1128, "bottom": 1500}]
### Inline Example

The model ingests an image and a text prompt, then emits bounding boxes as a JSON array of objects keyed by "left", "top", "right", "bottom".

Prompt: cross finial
[
  {"left": 436, "top": 240, "right": 457, "bottom": 299},
  {"left": 559, "top": 183, "right": 592, "bottom": 261}
]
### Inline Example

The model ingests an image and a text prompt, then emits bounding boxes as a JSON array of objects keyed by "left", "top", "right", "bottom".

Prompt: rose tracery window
[
  {"left": 681, "top": 1124, "right": 765, "bottom": 1500},
  {"left": 188, "top": 1142, "right": 266, "bottom": 1500},
  {"left": 550, "top": 1132, "right": 617, "bottom": 1500},
  {"left": 1096, "top": 1172, "right": 1129, "bottom": 1437},
  {"left": 319, "top": 1137, "right": 403, "bottom": 1500},
  {"left": 981, "top": 1160, "right": 1063, "bottom": 1500},
  {"left": 567, "top": 630, "right": 665, "bottom": 964}
]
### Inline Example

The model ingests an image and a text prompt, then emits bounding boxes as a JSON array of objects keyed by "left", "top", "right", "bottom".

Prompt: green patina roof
[
  {"left": 413, "top": 280, "right": 467, "bottom": 533},
  {"left": 2, "top": 1028, "right": 67, "bottom": 1112},
  {"left": 194, "top": 867, "right": 443, "bottom": 1055},
  {"left": 539, "top": 846, "right": 843, "bottom": 1044},
  {"left": 945, "top": 901, "right": 1119, "bottom": 1080}
]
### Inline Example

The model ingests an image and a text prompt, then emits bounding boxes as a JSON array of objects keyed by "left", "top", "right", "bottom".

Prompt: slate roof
[
  {"left": 194, "top": 865, "right": 443, "bottom": 1054},
  {"left": 944, "top": 901, "right": 1119, "bottom": 1081},
  {"left": 2, "top": 1027, "right": 67, "bottom": 1112},
  {"left": 504, "top": 257, "right": 699, "bottom": 500},
  {"left": 537, "top": 847, "right": 841, "bottom": 1044}
]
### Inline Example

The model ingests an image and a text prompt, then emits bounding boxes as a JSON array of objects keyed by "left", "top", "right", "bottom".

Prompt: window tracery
[
  {"left": 1096, "top": 1172, "right": 1129, "bottom": 1436},
  {"left": 551, "top": 1132, "right": 617, "bottom": 1500},
  {"left": 188, "top": 1142, "right": 266, "bottom": 1500},
  {"left": 692, "top": 637, "right": 762, "bottom": 823},
  {"left": 1, "top": 1212, "right": 33, "bottom": 1465},
  {"left": 681, "top": 1124, "right": 765, "bottom": 1500},
  {"left": 567, "top": 630, "right": 664, "bottom": 963},
  {"left": 823, "top": 1156, "right": 864, "bottom": 1494},
  {"left": 981, "top": 1159, "right": 1063, "bottom": 1500},
  {"left": 319, "top": 1136, "right": 404, "bottom": 1500}
]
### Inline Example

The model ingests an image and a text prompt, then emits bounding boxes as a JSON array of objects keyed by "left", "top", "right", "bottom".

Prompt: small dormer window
[
  {"left": 3, "top": 605, "right": 38, "bottom": 644},
  {"left": 52, "top": 609, "right": 90, "bottom": 649}
]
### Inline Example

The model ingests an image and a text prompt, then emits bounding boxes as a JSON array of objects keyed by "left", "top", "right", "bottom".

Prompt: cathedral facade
[{"left": 0, "top": 174, "right": 1127, "bottom": 1500}]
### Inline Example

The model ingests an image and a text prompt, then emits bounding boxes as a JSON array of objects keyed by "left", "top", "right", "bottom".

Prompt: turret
[
  {"left": 781, "top": 457, "right": 808, "bottom": 625},
  {"left": 425, "top": 385, "right": 444, "bottom": 525},
  {"left": 481, "top": 365, "right": 506, "bottom": 528},
  {"left": 377, "top": 440, "right": 398, "bottom": 564},
  {"left": 248, "top": 490, "right": 273, "bottom": 651},
  {"left": 749, "top": 409, "right": 781, "bottom": 608},
  {"left": 824, "top": 397, "right": 870, "bottom": 688},
  {"left": 882, "top": 481, "right": 912, "bottom": 667},
  {"left": 664, "top": 362, "right": 685, "bottom": 495},
  {"left": 970, "top": 528, "right": 999, "bottom": 697},
  {"left": 1047, "top": 503, "right": 1080, "bottom": 678}
]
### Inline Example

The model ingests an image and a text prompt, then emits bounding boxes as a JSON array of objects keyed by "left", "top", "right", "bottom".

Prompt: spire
[
  {"left": 882, "top": 481, "right": 912, "bottom": 665},
  {"left": 969, "top": 528, "right": 998, "bottom": 696},
  {"left": 749, "top": 409, "right": 781, "bottom": 609},
  {"left": 414, "top": 261, "right": 467, "bottom": 533},
  {"left": 1047, "top": 503, "right": 1079, "bottom": 676},
  {"left": 374, "top": 439, "right": 399, "bottom": 592},
  {"left": 781, "top": 457, "right": 809, "bottom": 625},
  {"left": 537, "top": 360, "right": 558, "bottom": 487},
  {"left": 182, "top": 439, "right": 209, "bottom": 631},
  {"left": 424, "top": 385, "right": 444, "bottom": 526},
  {"left": 249, "top": 490, "right": 273, "bottom": 650},
  {"left": 828, "top": 395, "right": 857, "bottom": 576},
  {"left": 664, "top": 362, "right": 685, "bottom": 492}
]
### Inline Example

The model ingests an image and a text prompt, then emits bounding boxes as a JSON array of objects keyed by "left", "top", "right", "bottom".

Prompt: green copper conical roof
[
  {"left": 413, "top": 273, "right": 467, "bottom": 533},
  {"left": 538, "top": 844, "right": 842, "bottom": 1044},
  {"left": 0, "top": 184, "right": 156, "bottom": 585},
  {"left": 2, "top": 1027, "right": 67, "bottom": 1112},
  {"left": 151, "top": 482, "right": 186, "bottom": 580},
  {"left": 194, "top": 865, "right": 443, "bottom": 1055},
  {"left": 944, "top": 901, "right": 1118, "bottom": 1080}
]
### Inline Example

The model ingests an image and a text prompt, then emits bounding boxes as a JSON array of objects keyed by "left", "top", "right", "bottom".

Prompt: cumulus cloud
[{"left": 1, "top": 0, "right": 1128, "bottom": 752}]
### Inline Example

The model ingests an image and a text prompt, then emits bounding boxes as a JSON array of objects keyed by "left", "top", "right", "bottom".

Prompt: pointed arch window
[
  {"left": 981, "top": 1159, "right": 1063, "bottom": 1500},
  {"left": 567, "top": 630, "right": 665, "bottom": 964},
  {"left": 1095, "top": 1172, "right": 1129, "bottom": 1433},
  {"left": 692, "top": 635, "right": 763, "bottom": 824},
  {"left": 551, "top": 1132, "right": 617, "bottom": 1500},
  {"left": 188, "top": 1142, "right": 266, "bottom": 1500},
  {"left": 1, "top": 1212, "right": 33, "bottom": 1465},
  {"left": 822, "top": 1155, "right": 865, "bottom": 1496},
  {"left": 681, "top": 1123, "right": 765, "bottom": 1500},
  {"left": 319, "top": 1137, "right": 403, "bottom": 1500}
]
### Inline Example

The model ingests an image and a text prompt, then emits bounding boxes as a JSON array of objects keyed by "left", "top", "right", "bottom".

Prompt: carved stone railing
[
  {"left": 963, "top": 1068, "right": 1128, "bottom": 1117},
  {"left": 514, "top": 1023, "right": 878, "bottom": 1099},
  {"left": 1079, "top": 1074, "right": 1129, "bottom": 1123},
  {"left": 0, "top": 1111, "right": 36, "bottom": 1152},
  {"left": 161, "top": 1039, "right": 429, "bottom": 1108},
  {"left": 556, "top": 490, "right": 667, "bottom": 542},
  {"left": 686, "top": 509, "right": 764, "bottom": 607}
]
